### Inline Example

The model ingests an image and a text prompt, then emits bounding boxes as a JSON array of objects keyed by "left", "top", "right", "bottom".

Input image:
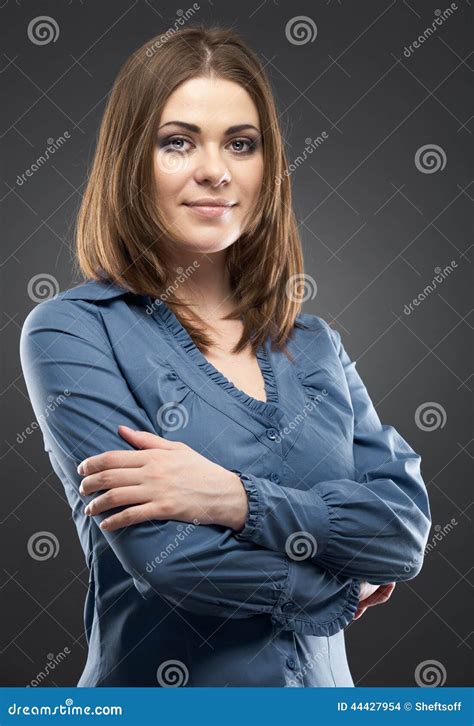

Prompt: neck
[{"left": 169, "top": 250, "right": 237, "bottom": 320}]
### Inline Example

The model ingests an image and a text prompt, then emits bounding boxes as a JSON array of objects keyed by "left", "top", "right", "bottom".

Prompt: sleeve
[
  {"left": 233, "top": 325, "right": 432, "bottom": 585},
  {"left": 19, "top": 298, "right": 362, "bottom": 637}
]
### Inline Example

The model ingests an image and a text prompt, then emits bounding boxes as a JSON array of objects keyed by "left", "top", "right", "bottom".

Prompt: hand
[
  {"left": 77, "top": 426, "right": 249, "bottom": 532},
  {"left": 353, "top": 580, "right": 396, "bottom": 620}
]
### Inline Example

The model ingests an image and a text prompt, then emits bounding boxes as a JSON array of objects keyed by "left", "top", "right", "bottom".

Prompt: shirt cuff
[
  {"left": 231, "top": 469, "right": 261, "bottom": 541},
  {"left": 272, "top": 563, "right": 362, "bottom": 636},
  {"left": 230, "top": 470, "right": 331, "bottom": 557}
]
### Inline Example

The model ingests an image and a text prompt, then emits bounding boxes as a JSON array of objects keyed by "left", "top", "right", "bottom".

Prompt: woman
[{"left": 19, "top": 25, "right": 431, "bottom": 687}]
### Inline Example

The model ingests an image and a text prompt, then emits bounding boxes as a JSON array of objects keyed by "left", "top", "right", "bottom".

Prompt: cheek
[
  {"left": 153, "top": 159, "right": 188, "bottom": 202},
  {"left": 241, "top": 156, "right": 264, "bottom": 196}
]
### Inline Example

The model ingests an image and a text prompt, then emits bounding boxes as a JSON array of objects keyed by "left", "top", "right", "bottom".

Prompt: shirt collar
[{"left": 61, "top": 279, "right": 136, "bottom": 302}]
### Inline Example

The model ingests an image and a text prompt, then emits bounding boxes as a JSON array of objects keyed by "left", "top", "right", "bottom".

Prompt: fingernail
[
  {"left": 77, "top": 462, "right": 84, "bottom": 475},
  {"left": 84, "top": 505, "right": 90, "bottom": 515},
  {"left": 100, "top": 520, "right": 109, "bottom": 529}
]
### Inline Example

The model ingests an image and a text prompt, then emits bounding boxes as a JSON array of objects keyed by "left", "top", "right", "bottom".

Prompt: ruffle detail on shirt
[
  {"left": 230, "top": 470, "right": 260, "bottom": 541},
  {"left": 154, "top": 300, "right": 282, "bottom": 421},
  {"left": 158, "top": 359, "right": 194, "bottom": 404},
  {"left": 272, "top": 578, "right": 361, "bottom": 637},
  {"left": 294, "top": 363, "right": 334, "bottom": 403}
]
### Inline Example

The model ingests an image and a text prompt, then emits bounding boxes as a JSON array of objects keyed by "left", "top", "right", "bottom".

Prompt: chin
[{"left": 184, "top": 238, "right": 236, "bottom": 255}]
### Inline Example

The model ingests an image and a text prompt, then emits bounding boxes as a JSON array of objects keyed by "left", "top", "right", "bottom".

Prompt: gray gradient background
[{"left": 1, "top": 0, "right": 472, "bottom": 687}]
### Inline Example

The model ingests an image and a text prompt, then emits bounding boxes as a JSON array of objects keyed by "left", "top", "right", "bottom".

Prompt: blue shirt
[{"left": 19, "top": 279, "right": 431, "bottom": 687}]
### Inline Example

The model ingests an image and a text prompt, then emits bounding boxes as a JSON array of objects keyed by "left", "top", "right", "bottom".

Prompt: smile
[{"left": 183, "top": 204, "right": 236, "bottom": 219}]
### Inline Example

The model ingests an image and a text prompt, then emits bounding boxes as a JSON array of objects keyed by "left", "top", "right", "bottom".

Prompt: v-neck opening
[{"left": 151, "top": 299, "right": 281, "bottom": 420}]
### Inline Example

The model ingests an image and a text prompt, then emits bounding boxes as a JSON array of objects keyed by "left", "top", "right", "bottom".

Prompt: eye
[
  {"left": 158, "top": 135, "right": 260, "bottom": 155},
  {"left": 159, "top": 135, "right": 192, "bottom": 153},
  {"left": 228, "top": 138, "right": 259, "bottom": 154}
]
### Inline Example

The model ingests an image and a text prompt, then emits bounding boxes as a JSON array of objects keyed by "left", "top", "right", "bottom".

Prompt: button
[
  {"left": 281, "top": 601, "right": 294, "bottom": 613},
  {"left": 269, "top": 472, "right": 280, "bottom": 483},
  {"left": 168, "top": 371, "right": 177, "bottom": 380},
  {"left": 266, "top": 428, "right": 278, "bottom": 441},
  {"left": 286, "top": 657, "right": 296, "bottom": 670}
]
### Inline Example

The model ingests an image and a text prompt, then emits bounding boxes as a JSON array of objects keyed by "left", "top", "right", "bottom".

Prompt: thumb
[{"left": 118, "top": 425, "right": 173, "bottom": 449}]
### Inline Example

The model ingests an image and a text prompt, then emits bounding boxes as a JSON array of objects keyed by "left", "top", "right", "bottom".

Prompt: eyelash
[{"left": 159, "top": 135, "right": 260, "bottom": 155}]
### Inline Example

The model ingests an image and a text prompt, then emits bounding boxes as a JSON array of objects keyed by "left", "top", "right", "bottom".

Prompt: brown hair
[{"left": 75, "top": 24, "right": 308, "bottom": 359}]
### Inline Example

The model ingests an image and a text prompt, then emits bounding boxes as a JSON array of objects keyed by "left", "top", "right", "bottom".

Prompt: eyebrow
[{"left": 158, "top": 121, "right": 261, "bottom": 135}]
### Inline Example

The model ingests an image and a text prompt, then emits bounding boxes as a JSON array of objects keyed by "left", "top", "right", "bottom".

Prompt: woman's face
[{"left": 153, "top": 76, "right": 264, "bottom": 255}]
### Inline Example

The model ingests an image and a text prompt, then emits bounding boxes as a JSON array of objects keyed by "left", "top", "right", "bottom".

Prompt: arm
[
  {"left": 19, "top": 298, "right": 361, "bottom": 636},
  {"left": 233, "top": 325, "right": 432, "bottom": 585}
]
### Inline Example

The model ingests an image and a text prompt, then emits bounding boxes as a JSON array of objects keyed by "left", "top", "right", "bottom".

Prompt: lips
[
  {"left": 184, "top": 203, "right": 235, "bottom": 219},
  {"left": 184, "top": 201, "right": 235, "bottom": 207}
]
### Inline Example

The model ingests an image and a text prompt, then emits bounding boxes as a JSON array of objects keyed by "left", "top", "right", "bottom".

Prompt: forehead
[{"left": 160, "top": 77, "right": 260, "bottom": 128}]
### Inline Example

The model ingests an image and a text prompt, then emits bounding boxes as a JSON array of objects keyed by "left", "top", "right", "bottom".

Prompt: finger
[
  {"left": 99, "top": 503, "right": 157, "bottom": 531},
  {"left": 78, "top": 450, "right": 150, "bottom": 477},
  {"left": 79, "top": 467, "right": 143, "bottom": 495},
  {"left": 353, "top": 606, "right": 367, "bottom": 621},
  {"left": 118, "top": 426, "right": 179, "bottom": 450},
  {"left": 85, "top": 486, "right": 149, "bottom": 516},
  {"left": 364, "top": 584, "right": 396, "bottom": 607}
]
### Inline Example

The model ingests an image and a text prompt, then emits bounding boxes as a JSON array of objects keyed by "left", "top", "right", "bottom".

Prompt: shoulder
[
  {"left": 21, "top": 279, "right": 131, "bottom": 327},
  {"left": 294, "top": 312, "right": 342, "bottom": 352},
  {"left": 20, "top": 279, "right": 132, "bottom": 359}
]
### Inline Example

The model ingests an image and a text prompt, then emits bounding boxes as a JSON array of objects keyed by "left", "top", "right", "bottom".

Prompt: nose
[{"left": 193, "top": 145, "right": 231, "bottom": 187}]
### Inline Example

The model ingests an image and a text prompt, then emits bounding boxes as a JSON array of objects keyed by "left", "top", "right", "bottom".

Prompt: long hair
[{"left": 75, "top": 24, "right": 308, "bottom": 359}]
